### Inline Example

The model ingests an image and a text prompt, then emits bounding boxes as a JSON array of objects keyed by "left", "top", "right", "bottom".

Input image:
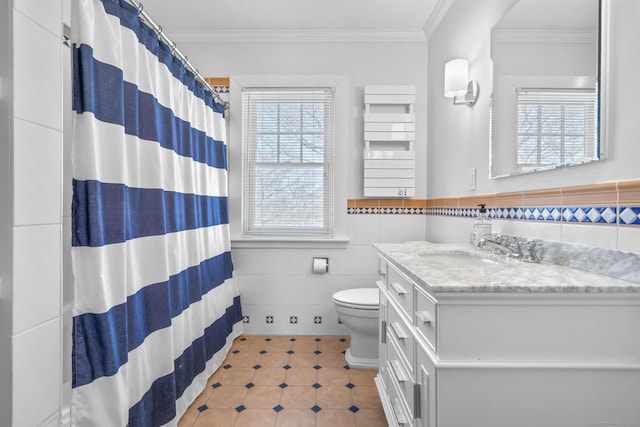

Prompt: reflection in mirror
[{"left": 490, "top": 0, "right": 602, "bottom": 178}]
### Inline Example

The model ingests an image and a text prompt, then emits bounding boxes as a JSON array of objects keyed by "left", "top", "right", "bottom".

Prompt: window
[
  {"left": 516, "top": 88, "right": 597, "bottom": 171},
  {"left": 242, "top": 88, "right": 334, "bottom": 237}
]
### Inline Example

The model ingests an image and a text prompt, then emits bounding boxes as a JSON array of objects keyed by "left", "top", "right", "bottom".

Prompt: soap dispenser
[{"left": 472, "top": 204, "right": 492, "bottom": 246}]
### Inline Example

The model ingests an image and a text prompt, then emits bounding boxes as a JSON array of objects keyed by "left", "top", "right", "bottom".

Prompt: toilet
[{"left": 332, "top": 288, "right": 379, "bottom": 369}]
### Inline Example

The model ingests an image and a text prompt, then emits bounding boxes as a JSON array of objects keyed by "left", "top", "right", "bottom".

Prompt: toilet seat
[{"left": 332, "top": 288, "right": 379, "bottom": 310}]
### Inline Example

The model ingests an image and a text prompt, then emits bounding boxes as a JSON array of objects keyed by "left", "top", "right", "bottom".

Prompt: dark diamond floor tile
[{"left": 180, "top": 335, "right": 379, "bottom": 426}]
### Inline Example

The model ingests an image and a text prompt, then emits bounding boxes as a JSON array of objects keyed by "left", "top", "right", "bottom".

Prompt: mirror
[{"left": 490, "top": 0, "right": 602, "bottom": 178}]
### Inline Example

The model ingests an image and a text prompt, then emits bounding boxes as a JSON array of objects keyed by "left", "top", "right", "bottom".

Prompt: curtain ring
[
  {"left": 170, "top": 41, "right": 177, "bottom": 54},
  {"left": 137, "top": 2, "right": 144, "bottom": 14},
  {"left": 156, "top": 25, "right": 163, "bottom": 37}
]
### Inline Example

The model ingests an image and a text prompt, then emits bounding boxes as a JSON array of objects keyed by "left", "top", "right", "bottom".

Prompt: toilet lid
[{"left": 332, "top": 288, "right": 379, "bottom": 308}]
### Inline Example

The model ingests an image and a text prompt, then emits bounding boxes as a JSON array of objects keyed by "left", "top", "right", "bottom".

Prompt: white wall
[
  {"left": 426, "top": 0, "right": 640, "bottom": 251},
  {"left": 0, "top": 0, "right": 14, "bottom": 422},
  {"left": 178, "top": 40, "right": 427, "bottom": 202},
  {"left": 179, "top": 39, "right": 429, "bottom": 334},
  {"left": 182, "top": 39, "right": 429, "bottom": 201},
  {"left": 0, "top": 0, "right": 66, "bottom": 425}
]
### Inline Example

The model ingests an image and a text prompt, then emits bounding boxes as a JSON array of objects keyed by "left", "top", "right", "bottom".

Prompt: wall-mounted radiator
[{"left": 363, "top": 85, "right": 416, "bottom": 197}]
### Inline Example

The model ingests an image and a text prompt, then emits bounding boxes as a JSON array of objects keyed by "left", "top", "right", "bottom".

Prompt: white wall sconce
[{"left": 444, "top": 58, "right": 478, "bottom": 106}]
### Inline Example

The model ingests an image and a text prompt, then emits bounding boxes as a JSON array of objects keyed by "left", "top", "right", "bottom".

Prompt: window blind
[
  {"left": 516, "top": 88, "right": 597, "bottom": 171},
  {"left": 242, "top": 88, "right": 334, "bottom": 236}
]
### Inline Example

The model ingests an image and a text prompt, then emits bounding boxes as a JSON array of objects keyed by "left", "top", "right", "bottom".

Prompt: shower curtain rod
[{"left": 126, "top": 0, "right": 229, "bottom": 110}]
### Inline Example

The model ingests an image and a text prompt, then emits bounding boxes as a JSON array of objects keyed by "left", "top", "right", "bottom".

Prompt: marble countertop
[{"left": 374, "top": 241, "right": 640, "bottom": 294}]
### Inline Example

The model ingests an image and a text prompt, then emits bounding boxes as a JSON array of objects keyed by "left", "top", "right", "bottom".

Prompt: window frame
[
  {"left": 228, "top": 75, "right": 349, "bottom": 248},
  {"left": 242, "top": 87, "right": 335, "bottom": 237}
]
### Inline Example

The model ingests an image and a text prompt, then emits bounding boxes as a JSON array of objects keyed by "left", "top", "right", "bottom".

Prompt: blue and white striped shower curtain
[{"left": 70, "top": 0, "right": 242, "bottom": 425}]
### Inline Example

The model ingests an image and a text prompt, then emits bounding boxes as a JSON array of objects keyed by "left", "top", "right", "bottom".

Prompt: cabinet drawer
[
  {"left": 387, "top": 302, "right": 415, "bottom": 374},
  {"left": 388, "top": 263, "right": 414, "bottom": 319},
  {"left": 388, "top": 333, "right": 415, "bottom": 415},
  {"left": 387, "top": 367, "right": 414, "bottom": 427},
  {"left": 415, "top": 288, "right": 437, "bottom": 352}
]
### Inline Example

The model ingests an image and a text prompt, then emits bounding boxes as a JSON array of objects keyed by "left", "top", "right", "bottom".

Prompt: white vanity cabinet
[
  {"left": 374, "top": 248, "right": 640, "bottom": 427},
  {"left": 376, "top": 260, "right": 419, "bottom": 427}
]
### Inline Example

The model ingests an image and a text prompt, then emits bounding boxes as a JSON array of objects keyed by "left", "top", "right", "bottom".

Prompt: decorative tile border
[
  {"left": 489, "top": 206, "right": 618, "bottom": 223},
  {"left": 619, "top": 181, "right": 640, "bottom": 225},
  {"left": 347, "top": 207, "right": 426, "bottom": 215},
  {"left": 561, "top": 206, "right": 617, "bottom": 224},
  {"left": 348, "top": 179, "right": 640, "bottom": 226},
  {"left": 204, "top": 77, "right": 230, "bottom": 93},
  {"left": 347, "top": 197, "right": 427, "bottom": 215},
  {"left": 620, "top": 207, "right": 640, "bottom": 225}
]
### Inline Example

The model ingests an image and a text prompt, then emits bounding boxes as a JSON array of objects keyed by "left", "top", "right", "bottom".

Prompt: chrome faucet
[
  {"left": 475, "top": 235, "right": 542, "bottom": 263},
  {"left": 522, "top": 239, "right": 542, "bottom": 263},
  {"left": 475, "top": 236, "right": 522, "bottom": 258}
]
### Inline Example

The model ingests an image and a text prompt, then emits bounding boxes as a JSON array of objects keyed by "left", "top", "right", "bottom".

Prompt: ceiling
[{"left": 138, "top": 0, "right": 449, "bottom": 42}]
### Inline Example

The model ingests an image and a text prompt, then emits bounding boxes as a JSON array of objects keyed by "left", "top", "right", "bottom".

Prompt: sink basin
[{"left": 418, "top": 251, "right": 504, "bottom": 268}]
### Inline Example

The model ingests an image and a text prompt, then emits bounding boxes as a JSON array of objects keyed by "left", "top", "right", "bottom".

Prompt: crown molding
[
  {"left": 423, "top": 0, "right": 454, "bottom": 40},
  {"left": 167, "top": 29, "right": 428, "bottom": 43}
]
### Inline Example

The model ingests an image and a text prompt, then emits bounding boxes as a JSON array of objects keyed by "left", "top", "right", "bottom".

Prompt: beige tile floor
[{"left": 178, "top": 335, "right": 387, "bottom": 427}]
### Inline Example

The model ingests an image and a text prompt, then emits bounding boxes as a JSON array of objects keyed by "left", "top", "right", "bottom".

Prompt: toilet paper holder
[{"left": 312, "top": 257, "right": 329, "bottom": 274}]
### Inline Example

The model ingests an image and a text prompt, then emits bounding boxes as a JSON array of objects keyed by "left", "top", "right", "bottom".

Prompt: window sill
[{"left": 231, "top": 237, "right": 350, "bottom": 249}]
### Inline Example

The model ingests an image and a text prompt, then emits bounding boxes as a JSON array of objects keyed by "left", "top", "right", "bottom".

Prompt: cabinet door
[
  {"left": 416, "top": 341, "right": 436, "bottom": 427},
  {"left": 378, "top": 290, "right": 389, "bottom": 389}
]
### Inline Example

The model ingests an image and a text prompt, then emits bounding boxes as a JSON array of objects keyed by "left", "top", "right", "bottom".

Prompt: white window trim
[{"left": 228, "top": 75, "right": 349, "bottom": 249}]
